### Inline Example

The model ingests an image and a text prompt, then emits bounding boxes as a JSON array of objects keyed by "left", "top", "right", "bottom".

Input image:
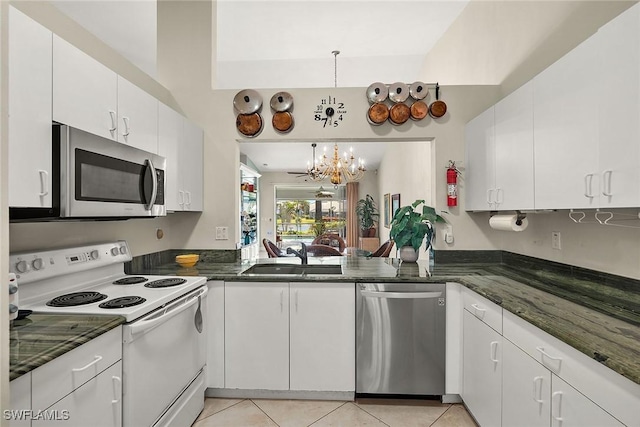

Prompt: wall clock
[{"left": 313, "top": 95, "right": 347, "bottom": 128}]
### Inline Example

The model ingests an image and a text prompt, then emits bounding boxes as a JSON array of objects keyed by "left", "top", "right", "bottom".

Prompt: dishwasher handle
[{"left": 361, "top": 290, "right": 442, "bottom": 299}]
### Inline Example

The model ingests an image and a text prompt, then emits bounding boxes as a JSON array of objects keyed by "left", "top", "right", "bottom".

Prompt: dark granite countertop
[
  {"left": 10, "top": 313, "right": 125, "bottom": 381},
  {"left": 129, "top": 251, "right": 640, "bottom": 386}
]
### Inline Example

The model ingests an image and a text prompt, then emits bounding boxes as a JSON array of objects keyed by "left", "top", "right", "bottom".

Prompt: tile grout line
[
  {"left": 307, "top": 401, "right": 350, "bottom": 426},
  {"left": 353, "top": 402, "right": 392, "bottom": 427},
  {"left": 429, "top": 404, "right": 453, "bottom": 427},
  {"left": 250, "top": 399, "right": 282, "bottom": 427},
  {"left": 195, "top": 398, "right": 248, "bottom": 424}
]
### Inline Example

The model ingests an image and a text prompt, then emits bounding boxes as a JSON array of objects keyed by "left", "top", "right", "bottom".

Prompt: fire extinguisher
[{"left": 446, "top": 160, "right": 459, "bottom": 207}]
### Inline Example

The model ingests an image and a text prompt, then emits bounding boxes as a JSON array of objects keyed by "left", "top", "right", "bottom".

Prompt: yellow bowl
[{"left": 175, "top": 254, "right": 199, "bottom": 268}]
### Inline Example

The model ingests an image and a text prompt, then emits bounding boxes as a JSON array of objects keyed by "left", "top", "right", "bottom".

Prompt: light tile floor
[{"left": 192, "top": 398, "right": 478, "bottom": 427}]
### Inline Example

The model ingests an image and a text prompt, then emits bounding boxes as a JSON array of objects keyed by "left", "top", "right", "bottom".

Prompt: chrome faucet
[{"left": 287, "top": 242, "right": 308, "bottom": 265}]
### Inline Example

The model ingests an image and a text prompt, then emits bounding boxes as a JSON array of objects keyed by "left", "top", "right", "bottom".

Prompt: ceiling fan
[{"left": 287, "top": 171, "right": 308, "bottom": 178}]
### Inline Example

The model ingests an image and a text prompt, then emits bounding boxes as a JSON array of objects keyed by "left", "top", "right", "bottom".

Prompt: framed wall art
[{"left": 383, "top": 193, "right": 390, "bottom": 228}]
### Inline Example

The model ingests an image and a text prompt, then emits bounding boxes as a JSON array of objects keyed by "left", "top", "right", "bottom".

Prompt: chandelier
[{"left": 306, "top": 143, "right": 366, "bottom": 186}]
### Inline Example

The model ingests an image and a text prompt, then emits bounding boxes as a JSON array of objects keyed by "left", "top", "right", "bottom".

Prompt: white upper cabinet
[
  {"left": 117, "top": 76, "right": 158, "bottom": 153},
  {"left": 158, "top": 104, "right": 204, "bottom": 212},
  {"left": 494, "top": 81, "right": 535, "bottom": 210},
  {"left": 53, "top": 35, "right": 118, "bottom": 141},
  {"left": 533, "top": 33, "right": 600, "bottom": 210},
  {"left": 8, "top": 7, "right": 53, "bottom": 208},
  {"left": 465, "top": 106, "right": 495, "bottom": 211},
  {"left": 158, "top": 103, "right": 182, "bottom": 211},
  {"left": 182, "top": 120, "right": 204, "bottom": 211},
  {"left": 596, "top": 4, "right": 640, "bottom": 208}
]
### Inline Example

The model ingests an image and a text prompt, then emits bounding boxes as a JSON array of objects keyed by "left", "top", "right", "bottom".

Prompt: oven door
[
  {"left": 122, "top": 286, "right": 207, "bottom": 427},
  {"left": 58, "top": 124, "right": 166, "bottom": 218}
]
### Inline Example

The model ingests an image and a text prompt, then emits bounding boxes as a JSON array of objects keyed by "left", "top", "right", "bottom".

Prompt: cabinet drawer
[
  {"left": 32, "top": 326, "right": 122, "bottom": 411},
  {"left": 503, "top": 311, "right": 639, "bottom": 426},
  {"left": 462, "top": 287, "right": 502, "bottom": 333}
]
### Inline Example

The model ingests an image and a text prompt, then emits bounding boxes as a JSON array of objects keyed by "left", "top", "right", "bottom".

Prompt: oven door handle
[
  {"left": 126, "top": 287, "right": 207, "bottom": 339},
  {"left": 143, "top": 159, "right": 158, "bottom": 211}
]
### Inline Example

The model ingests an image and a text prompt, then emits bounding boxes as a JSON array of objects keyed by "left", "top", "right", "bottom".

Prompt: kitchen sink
[{"left": 241, "top": 264, "right": 343, "bottom": 276}]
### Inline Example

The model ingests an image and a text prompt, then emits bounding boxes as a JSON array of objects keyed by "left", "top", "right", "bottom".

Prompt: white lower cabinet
[
  {"left": 289, "top": 282, "right": 355, "bottom": 392},
  {"left": 206, "top": 281, "right": 225, "bottom": 389},
  {"left": 224, "top": 281, "right": 289, "bottom": 390},
  {"left": 33, "top": 362, "right": 123, "bottom": 427},
  {"left": 550, "top": 375, "right": 623, "bottom": 427},
  {"left": 502, "top": 339, "right": 551, "bottom": 427},
  {"left": 223, "top": 281, "right": 355, "bottom": 393},
  {"left": 462, "top": 309, "right": 502, "bottom": 427},
  {"left": 9, "top": 373, "right": 32, "bottom": 427}
]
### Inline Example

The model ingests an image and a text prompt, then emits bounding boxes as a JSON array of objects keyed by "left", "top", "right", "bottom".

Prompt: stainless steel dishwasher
[{"left": 356, "top": 282, "right": 446, "bottom": 396}]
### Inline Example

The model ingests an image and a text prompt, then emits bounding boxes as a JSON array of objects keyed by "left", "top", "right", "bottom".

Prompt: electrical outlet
[
  {"left": 216, "top": 227, "right": 229, "bottom": 240},
  {"left": 551, "top": 231, "right": 561, "bottom": 250},
  {"left": 443, "top": 225, "right": 454, "bottom": 244}
]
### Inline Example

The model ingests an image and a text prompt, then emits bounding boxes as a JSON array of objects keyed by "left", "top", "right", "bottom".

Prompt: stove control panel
[{"left": 9, "top": 241, "right": 132, "bottom": 285}]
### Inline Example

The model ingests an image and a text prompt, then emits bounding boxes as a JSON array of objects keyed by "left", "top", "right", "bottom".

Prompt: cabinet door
[
  {"left": 116, "top": 76, "right": 158, "bottom": 153},
  {"left": 462, "top": 310, "right": 502, "bottom": 427},
  {"left": 533, "top": 33, "right": 600, "bottom": 209},
  {"left": 597, "top": 4, "right": 640, "bottom": 208},
  {"left": 8, "top": 7, "right": 52, "bottom": 208},
  {"left": 33, "top": 361, "right": 122, "bottom": 427},
  {"left": 158, "top": 103, "right": 183, "bottom": 211},
  {"left": 465, "top": 106, "right": 495, "bottom": 211},
  {"left": 182, "top": 120, "right": 204, "bottom": 211},
  {"left": 224, "top": 282, "right": 289, "bottom": 390},
  {"left": 206, "top": 281, "right": 225, "bottom": 389},
  {"left": 502, "top": 339, "right": 551, "bottom": 427},
  {"left": 290, "top": 282, "right": 355, "bottom": 392},
  {"left": 551, "top": 375, "right": 623, "bottom": 427},
  {"left": 52, "top": 35, "right": 118, "bottom": 141},
  {"left": 494, "top": 81, "right": 535, "bottom": 210},
  {"left": 9, "top": 373, "right": 31, "bottom": 427}
]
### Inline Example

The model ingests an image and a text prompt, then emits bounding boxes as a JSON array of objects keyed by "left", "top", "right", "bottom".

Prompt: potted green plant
[
  {"left": 355, "top": 194, "right": 380, "bottom": 237},
  {"left": 389, "top": 199, "right": 446, "bottom": 262}
]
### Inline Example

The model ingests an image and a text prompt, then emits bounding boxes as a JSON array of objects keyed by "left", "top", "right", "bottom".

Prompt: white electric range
[{"left": 10, "top": 241, "right": 208, "bottom": 427}]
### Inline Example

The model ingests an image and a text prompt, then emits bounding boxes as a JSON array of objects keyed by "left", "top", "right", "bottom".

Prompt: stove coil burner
[
  {"left": 46, "top": 291, "right": 108, "bottom": 307},
  {"left": 144, "top": 278, "right": 187, "bottom": 288},
  {"left": 113, "top": 276, "right": 148, "bottom": 285},
  {"left": 99, "top": 296, "right": 146, "bottom": 309}
]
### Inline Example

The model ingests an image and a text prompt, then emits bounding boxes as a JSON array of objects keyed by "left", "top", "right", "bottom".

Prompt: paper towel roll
[{"left": 489, "top": 215, "right": 528, "bottom": 232}]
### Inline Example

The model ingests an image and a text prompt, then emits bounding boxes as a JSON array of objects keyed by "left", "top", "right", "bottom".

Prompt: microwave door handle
[{"left": 143, "top": 159, "right": 158, "bottom": 211}]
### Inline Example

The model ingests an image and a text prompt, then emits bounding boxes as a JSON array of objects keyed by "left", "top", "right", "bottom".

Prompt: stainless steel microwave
[{"left": 10, "top": 124, "right": 166, "bottom": 221}]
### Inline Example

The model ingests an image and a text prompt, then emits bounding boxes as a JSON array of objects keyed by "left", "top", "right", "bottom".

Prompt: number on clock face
[{"left": 314, "top": 95, "right": 347, "bottom": 128}]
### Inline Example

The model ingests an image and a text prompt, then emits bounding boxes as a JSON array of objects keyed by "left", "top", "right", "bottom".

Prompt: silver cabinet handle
[
  {"left": 584, "top": 173, "right": 595, "bottom": 198},
  {"left": 536, "top": 346, "right": 562, "bottom": 361},
  {"left": 533, "top": 376, "right": 544, "bottom": 404},
  {"left": 486, "top": 188, "right": 494, "bottom": 208},
  {"left": 38, "top": 170, "right": 49, "bottom": 197},
  {"left": 122, "top": 116, "right": 130, "bottom": 137},
  {"left": 490, "top": 341, "right": 499, "bottom": 363},
  {"left": 111, "top": 376, "right": 122, "bottom": 404},
  {"left": 471, "top": 303, "right": 486, "bottom": 319},
  {"left": 551, "top": 391, "right": 564, "bottom": 424},
  {"left": 72, "top": 355, "right": 103, "bottom": 372},
  {"left": 185, "top": 190, "right": 192, "bottom": 208},
  {"left": 109, "top": 110, "right": 117, "bottom": 133},
  {"left": 179, "top": 190, "right": 185, "bottom": 207},
  {"left": 602, "top": 170, "right": 613, "bottom": 197}
]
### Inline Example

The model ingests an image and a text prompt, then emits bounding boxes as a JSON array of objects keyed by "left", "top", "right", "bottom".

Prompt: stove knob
[
  {"left": 90, "top": 250, "right": 99, "bottom": 260},
  {"left": 32, "top": 258, "right": 44, "bottom": 271},
  {"left": 15, "top": 260, "right": 29, "bottom": 274},
  {"left": 119, "top": 246, "right": 127, "bottom": 255},
  {"left": 110, "top": 247, "right": 119, "bottom": 256}
]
